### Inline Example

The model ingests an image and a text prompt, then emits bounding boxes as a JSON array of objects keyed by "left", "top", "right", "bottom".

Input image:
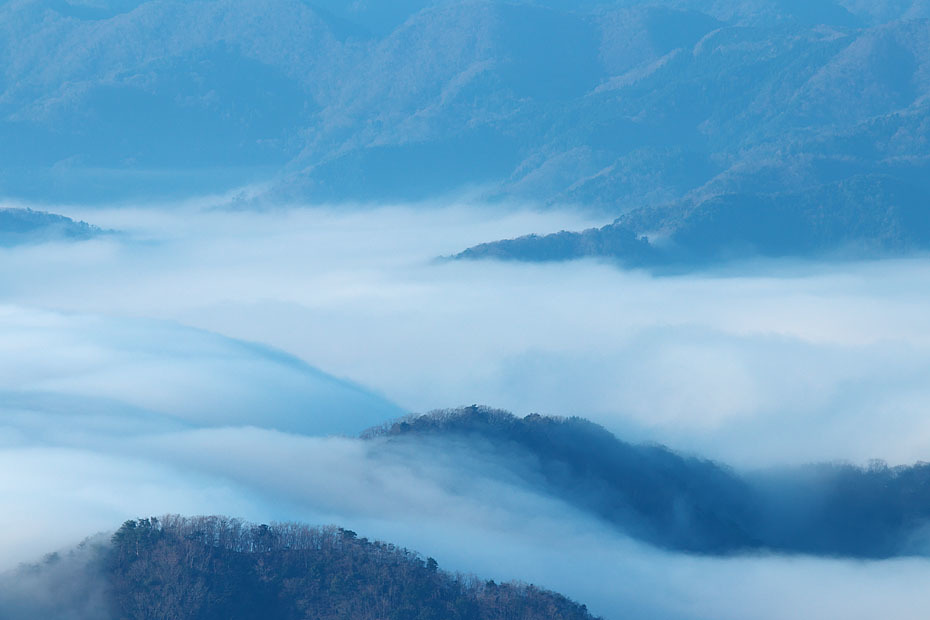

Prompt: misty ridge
[
  {"left": 7, "top": 405, "right": 930, "bottom": 620},
  {"left": 455, "top": 177, "right": 930, "bottom": 268},
  {"left": 5, "top": 406, "right": 930, "bottom": 620},
  {"left": 365, "top": 406, "right": 930, "bottom": 559}
]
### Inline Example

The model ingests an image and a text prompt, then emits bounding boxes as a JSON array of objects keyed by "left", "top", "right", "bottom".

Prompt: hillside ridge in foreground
[{"left": 1, "top": 515, "right": 599, "bottom": 620}]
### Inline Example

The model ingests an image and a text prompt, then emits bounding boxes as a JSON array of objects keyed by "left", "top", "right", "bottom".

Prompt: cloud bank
[
  {"left": 4, "top": 419, "right": 930, "bottom": 620},
  {"left": 0, "top": 305, "right": 404, "bottom": 436},
  {"left": 3, "top": 197, "right": 930, "bottom": 618},
  {"left": 4, "top": 198, "right": 930, "bottom": 465}
]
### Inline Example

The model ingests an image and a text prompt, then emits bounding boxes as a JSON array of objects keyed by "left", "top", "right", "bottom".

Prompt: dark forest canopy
[
  {"left": 2, "top": 515, "right": 599, "bottom": 620},
  {"left": 365, "top": 406, "right": 930, "bottom": 558}
]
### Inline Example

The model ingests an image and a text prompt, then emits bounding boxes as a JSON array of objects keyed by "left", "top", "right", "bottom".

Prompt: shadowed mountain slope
[
  {"left": 2, "top": 1, "right": 928, "bottom": 260},
  {"left": 365, "top": 406, "right": 930, "bottom": 558}
]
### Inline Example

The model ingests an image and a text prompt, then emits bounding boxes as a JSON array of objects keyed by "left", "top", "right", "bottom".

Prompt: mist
[
  {"left": 4, "top": 197, "right": 930, "bottom": 465},
  {"left": 4, "top": 420, "right": 930, "bottom": 620},
  {"left": 4, "top": 197, "right": 930, "bottom": 617},
  {"left": 4, "top": 0, "right": 930, "bottom": 615}
]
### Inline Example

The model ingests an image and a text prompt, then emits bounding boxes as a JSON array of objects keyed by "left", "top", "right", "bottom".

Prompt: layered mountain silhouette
[
  {"left": 365, "top": 406, "right": 930, "bottom": 558},
  {"left": 5, "top": 406, "right": 930, "bottom": 620},
  {"left": 2, "top": 0, "right": 928, "bottom": 259}
]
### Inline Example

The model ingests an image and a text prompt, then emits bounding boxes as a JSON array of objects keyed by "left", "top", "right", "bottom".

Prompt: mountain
[
  {"left": 0, "top": 515, "right": 599, "bottom": 620},
  {"left": 0, "top": 207, "right": 104, "bottom": 246},
  {"left": 2, "top": 0, "right": 929, "bottom": 260},
  {"left": 365, "top": 406, "right": 930, "bottom": 558},
  {"left": 452, "top": 225, "right": 661, "bottom": 267},
  {"left": 454, "top": 174, "right": 930, "bottom": 266}
]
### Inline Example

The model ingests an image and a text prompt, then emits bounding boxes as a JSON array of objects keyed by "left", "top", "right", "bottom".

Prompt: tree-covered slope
[
  {"left": 0, "top": 516, "right": 600, "bottom": 620},
  {"left": 366, "top": 406, "right": 930, "bottom": 558},
  {"left": 456, "top": 174, "right": 930, "bottom": 266},
  {"left": 2, "top": 1, "right": 929, "bottom": 260}
]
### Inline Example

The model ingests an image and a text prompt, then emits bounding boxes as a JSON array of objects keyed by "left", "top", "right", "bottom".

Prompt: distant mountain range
[
  {"left": 454, "top": 173, "right": 930, "bottom": 266},
  {"left": 365, "top": 406, "right": 930, "bottom": 558},
  {"left": 1, "top": 0, "right": 928, "bottom": 260},
  {"left": 0, "top": 515, "right": 598, "bottom": 620}
]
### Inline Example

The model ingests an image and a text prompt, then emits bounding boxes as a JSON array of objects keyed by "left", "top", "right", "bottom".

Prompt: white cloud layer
[
  {"left": 0, "top": 305, "right": 403, "bottom": 436},
  {"left": 3, "top": 196, "right": 930, "bottom": 618},
  {"left": 4, "top": 198, "right": 930, "bottom": 464},
  {"left": 4, "top": 422, "right": 930, "bottom": 620}
]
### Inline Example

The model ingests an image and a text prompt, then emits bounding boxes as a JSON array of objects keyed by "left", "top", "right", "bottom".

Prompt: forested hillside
[
  {"left": 1, "top": 516, "right": 599, "bottom": 620},
  {"left": 2, "top": 0, "right": 929, "bottom": 267},
  {"left": 366, "top": 406, "right": 930, "bottom": 557}
]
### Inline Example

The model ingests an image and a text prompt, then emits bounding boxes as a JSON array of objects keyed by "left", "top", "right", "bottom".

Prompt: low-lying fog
[
  {"left": 3, "top": 195, "right": 930, "bottom": 618},
  {"left": 7, "top": 195, "right": 930, "bottom": 466}
]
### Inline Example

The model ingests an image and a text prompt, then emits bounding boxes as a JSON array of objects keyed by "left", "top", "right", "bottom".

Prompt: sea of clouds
[{"left": 3, "top": 194, "right": 930, "bottom": 618}]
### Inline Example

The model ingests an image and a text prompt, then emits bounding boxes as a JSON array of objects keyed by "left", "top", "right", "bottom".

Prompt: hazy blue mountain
[
  {"left": 455, "top": 174, "right": 930, "bottom": 266},
  {"left": 0, "top": 516, "right": 599, "bottom": 620},
  {"left": 0, "top": 207, "right": 104, "bottom": 245},
  {"left": 2, "top": 0, "right": 929, "bottom": 259},
  {"left": 365, "top": 406, "right": 930, "bottom": 558},
  {"left": 452, "top": 225, "right": 659, "bottom": 266}
]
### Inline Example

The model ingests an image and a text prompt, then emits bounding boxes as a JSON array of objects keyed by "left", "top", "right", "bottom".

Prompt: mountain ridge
[
  {"left": 364, "top": 406, "right": 930, "bottom": 558},
  {"left": 0, "top": 514, "right": 600, "bottom": 620},
  {"left": 3, "top": 1, "right": 929, "bottom": 261}
]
